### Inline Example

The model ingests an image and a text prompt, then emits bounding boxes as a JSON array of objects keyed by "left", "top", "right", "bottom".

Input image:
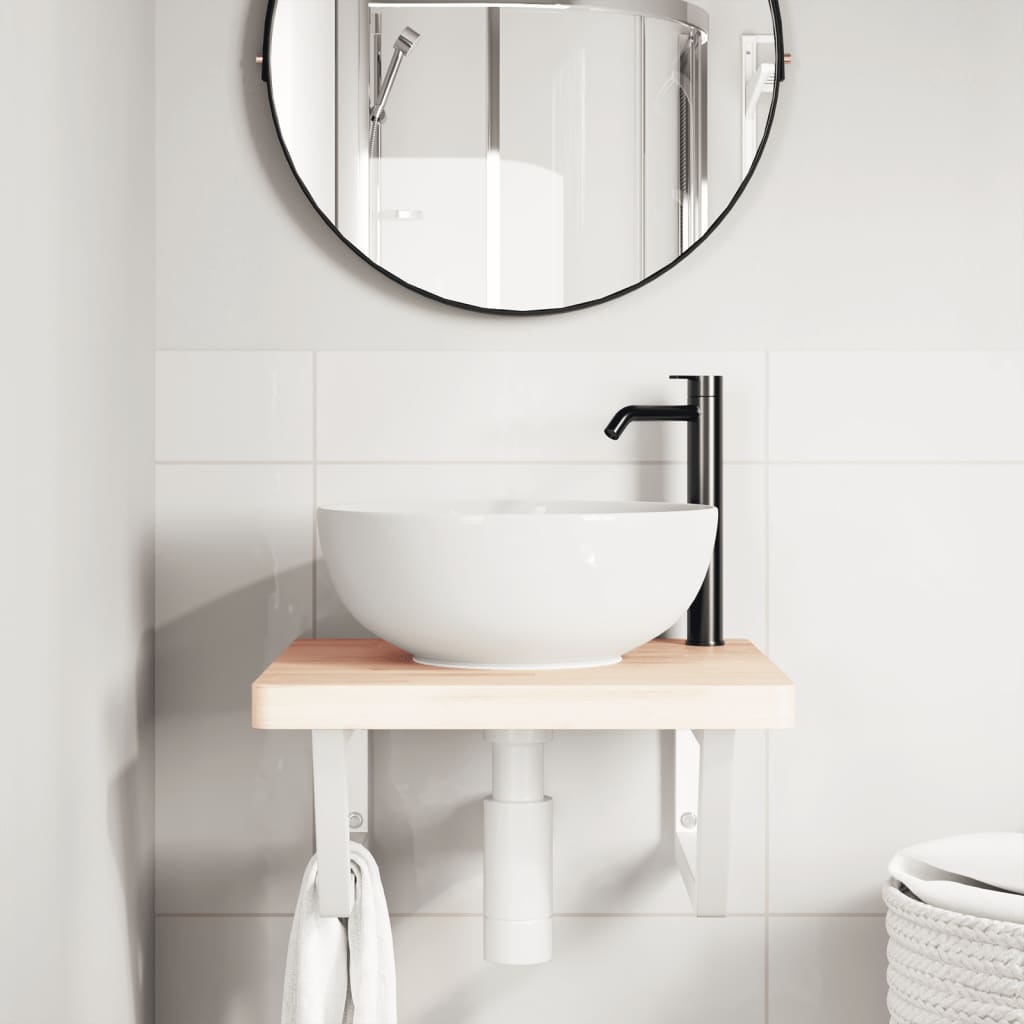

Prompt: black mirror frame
[{"left": 261, "top": 0, "right": 785, "bottom": 316}]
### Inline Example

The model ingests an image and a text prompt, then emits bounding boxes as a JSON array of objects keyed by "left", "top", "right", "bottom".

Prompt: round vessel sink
[{"left": 317, "top": 500, "right": 717, "bottom": 670}]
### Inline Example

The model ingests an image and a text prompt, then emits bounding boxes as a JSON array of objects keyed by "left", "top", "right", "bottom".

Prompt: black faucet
[{"left": 604, "top": 375, "right": 723, "bottom": 646}]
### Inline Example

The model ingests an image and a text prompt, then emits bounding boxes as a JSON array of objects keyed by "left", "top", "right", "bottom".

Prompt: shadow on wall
[
  {"left": 154, "top": 542, "right": 315, "bottom": 1007},
  {"left": 106, "top": 630, "right": 155, "bottom": 1024},
  {"left": 155, "top": 542, "right": 314, "bottom": 914},
  {"left": 371, "top": 731, "right": 486, "bottom": 906},
  {"left": 101, "top": 541, "right": 155, "bottom": 1024}
]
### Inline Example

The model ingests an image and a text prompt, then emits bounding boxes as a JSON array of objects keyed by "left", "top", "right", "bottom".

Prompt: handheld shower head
[
  {"left": 370, "top": 27, "right": 420, "bottom": 124},
  {"left": 394, "top": 26, "right": 420, "bottom": 54}
]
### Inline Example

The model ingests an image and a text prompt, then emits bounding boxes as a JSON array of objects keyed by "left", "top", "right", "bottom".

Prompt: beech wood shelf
[{"left": 252, "top": 638, "right": 794, "bottom": 731}]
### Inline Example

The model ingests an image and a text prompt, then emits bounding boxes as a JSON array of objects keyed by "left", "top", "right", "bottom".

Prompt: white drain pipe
[{"left": 483, "top": 729, "right": 553, "bottom": 964}]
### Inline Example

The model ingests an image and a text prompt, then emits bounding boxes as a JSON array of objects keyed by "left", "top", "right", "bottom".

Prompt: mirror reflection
[{"left": 267, "top": 0, "right": 779, "bottom": 311}]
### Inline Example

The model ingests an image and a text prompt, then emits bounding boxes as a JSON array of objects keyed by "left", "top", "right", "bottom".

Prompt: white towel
[
  {"left": 889, "top": 832, "right": 1024, "bottom": 923},
  {"left": 281, "top": 845, "right": 397, "bottom": 1024}
]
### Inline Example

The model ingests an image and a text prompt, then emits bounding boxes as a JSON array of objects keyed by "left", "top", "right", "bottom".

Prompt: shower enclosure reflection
[
  {"left": 267, "top": 0, "right": 777, "bottom": 311},
  {"left": 364, "top": 4, "right": 707, "bottom": 308}
]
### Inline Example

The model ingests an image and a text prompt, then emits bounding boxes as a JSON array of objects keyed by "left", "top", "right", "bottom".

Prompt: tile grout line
[
  {"left": 152, "top": 459, "right": 771, "bottom": 467},
  {"left": 766, "top": 459, "right": 1024, "bottom": 466},
  {"left": 152, "top": 458, "right": 1024, "bottom": 467},
  {"left": 763, "top": 351, "right": 772, "bottom": 1024},
  {"left": 154, "top": 911, "right": 888, "bottom": 920},
  {"left": 310, "top": 351, "right": 319, "bottom": 856},
  {"left": 152, "top": 346, "right": 1024, "bottom": 354},
  {"left": 312, "top": 351, "right": 318, "bottom": 641}
]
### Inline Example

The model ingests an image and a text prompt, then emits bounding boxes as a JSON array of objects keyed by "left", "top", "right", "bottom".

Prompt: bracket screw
[
  {"left": 348, "top": 812, "right": 365, "bottom": 830},
  {"left": 679, "top": 812, "right": 698, "bottom": 830}
]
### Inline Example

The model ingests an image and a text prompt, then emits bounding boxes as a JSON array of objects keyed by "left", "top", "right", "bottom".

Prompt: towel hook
[{"left": 311, "top": 729, "right": 369, "bottom": 917}]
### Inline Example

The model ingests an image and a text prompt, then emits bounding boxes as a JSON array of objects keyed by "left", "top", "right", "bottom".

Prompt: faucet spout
[{"left": 603, "top": 404, "right": 697, "bottom": 440}]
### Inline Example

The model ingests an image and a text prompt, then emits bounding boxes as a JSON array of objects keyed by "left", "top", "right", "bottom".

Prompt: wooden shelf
[{"left": 252, "top": 638, "right": 794, "bottom": 731}]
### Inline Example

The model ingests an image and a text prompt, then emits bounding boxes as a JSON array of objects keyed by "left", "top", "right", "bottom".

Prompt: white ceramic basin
[{"left": 317, "top": 500, "right": 718, "bottom": 670}]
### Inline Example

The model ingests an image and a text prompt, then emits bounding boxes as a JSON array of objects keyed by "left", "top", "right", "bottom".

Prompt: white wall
[
  {"left": 153, "top": 0, "right": 1024, "bottom": 1022},
  {"left": 157, "top": 0, "right": 1023, "bottom": 350},
  {"left": 0, "top": 1, "right": 155, "bottom": 1023}
]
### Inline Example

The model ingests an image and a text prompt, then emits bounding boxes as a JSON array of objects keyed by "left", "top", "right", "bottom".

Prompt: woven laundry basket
[{"left": 884, "top": 881, "right": 1024, "bottom": 1024}]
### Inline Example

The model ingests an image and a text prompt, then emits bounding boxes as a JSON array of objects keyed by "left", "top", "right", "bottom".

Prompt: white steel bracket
[
  {"left": 311, "top": 729, "right": 369, "bottom": 917},
  {"left": 741, "top": 34, "right": 776, "bottom": 176},
  {"left": 674, "top": 729, "right": 735, "bottom": 916}
]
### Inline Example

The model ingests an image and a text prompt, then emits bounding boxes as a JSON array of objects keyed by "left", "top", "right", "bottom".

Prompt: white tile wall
[
  {"left": 767, "top": 464, "right": 1024, "bottom": 913},
  {"left": 155, "top": 346, "right": 1024, "bottom": 1021},
  {"left": 156, "top": 351, "right": 313, "bottom": 462},
  {"left": 156, "top": 915, "right": 765, "bottom": 1024},
  {"left": 155, "top": 464, "right": 315, "bottom": 913},
  {"left": 547, "top": 729, "right": 767, "bottom": 914},
  {"left": 769, "top": 352, "right": 1024, "bottom": 462},
  {"left": 391, "top": 915, "right": 765, "bottom": 1024},
  {"left": 369, "top": 731, "right": 490, "bottom": 914},
  {"left": 316, "top": 351, "right": 766, "bottom": 463},
  {"left": 769, "top": 917, "right": 889, "bottom": 1024},
  {"left": 157, "top": 916, "right": 291, "bottom": 1024}
]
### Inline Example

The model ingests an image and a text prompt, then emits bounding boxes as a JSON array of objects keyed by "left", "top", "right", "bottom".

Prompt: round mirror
[{"left": 263, "top": 0, "right": 784, "bottom": 313}]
